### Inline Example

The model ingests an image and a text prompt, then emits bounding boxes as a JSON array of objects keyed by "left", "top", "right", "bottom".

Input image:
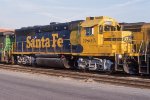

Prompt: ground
[{"left": 0, "top": 69, "right": 150, "bottom": 100}]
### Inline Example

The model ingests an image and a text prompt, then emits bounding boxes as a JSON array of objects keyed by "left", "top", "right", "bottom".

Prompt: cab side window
[
  {"left": 85, "top": 27, "right": 94, "bottom": 36},
  {"left": 104, "top": 25, "right": 111, "bottom": 31},
  {"left": 104, "top": 25, "right": 118, "bottom": 31}
]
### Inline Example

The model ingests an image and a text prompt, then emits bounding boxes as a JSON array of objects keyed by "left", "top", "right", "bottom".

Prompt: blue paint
[{"left": 15, "top": 30, "right": 82, "bottom": 53}]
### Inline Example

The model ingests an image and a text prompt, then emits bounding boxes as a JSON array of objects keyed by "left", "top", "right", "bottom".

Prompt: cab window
[
  {"left": 85, "top": 27, "right": 94, "bottom": 36},
  {"left": 104, "top": 25, "right": 119, "bottom": 31},
  {"left": 104, "top": 25, "right": 111, "bottom": 31},
  {"left": 111, "top": 26, "right": 116, "bottom": 31}
]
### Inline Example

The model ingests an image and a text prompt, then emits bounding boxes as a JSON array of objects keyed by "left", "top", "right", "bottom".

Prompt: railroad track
[{"left": 0, "top": 64, "right": 150, "bottom": 89}]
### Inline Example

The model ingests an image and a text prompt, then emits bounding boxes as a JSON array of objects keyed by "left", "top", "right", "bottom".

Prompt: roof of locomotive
[
  {"left": 0, "top": 28, "right": 14, "bottom": 32},
  {"left": 120, "top": 22, "right": 150, "bottom": 32},
  {"left": 142, "top": 23, "right": 150, "bottom": 29},
  {"left": 0, "top": 28, "right": 14, "bottom": 36},
  {"left": 15, "top": 20, "right": 84, "bottom": 34},
  {"left": 81, "top": 16, "right": 120, "bottom": 27}
]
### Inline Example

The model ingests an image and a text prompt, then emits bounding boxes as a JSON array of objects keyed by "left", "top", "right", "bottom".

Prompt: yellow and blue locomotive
[{"left": 1, "top": 16, "right": 149, "bottom": 75}]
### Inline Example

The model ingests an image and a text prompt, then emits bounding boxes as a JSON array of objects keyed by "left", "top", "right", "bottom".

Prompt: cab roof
[{"left": 81, "top": 16, "right": 120, "bottom": 27}]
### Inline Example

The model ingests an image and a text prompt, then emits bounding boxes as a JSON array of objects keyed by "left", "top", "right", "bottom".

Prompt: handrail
[
  {"left": 138, "top": 40, "right": 143, "bottom": 53},
  {"left": 144, "top": 41, "right": 149, "bottom": 61}
]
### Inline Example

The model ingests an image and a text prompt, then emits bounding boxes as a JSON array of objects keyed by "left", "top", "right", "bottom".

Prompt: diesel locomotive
[
  {"left": 0, "top": 16, "right": 150, "bottom": 75},
  {"left": 0, "top": 29, "right": 14, "bottom": 63}
]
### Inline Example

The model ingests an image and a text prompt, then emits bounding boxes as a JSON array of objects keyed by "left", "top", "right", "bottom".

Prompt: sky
[{"left": 0, "top": 0, "right": 150, "bottom": 29}]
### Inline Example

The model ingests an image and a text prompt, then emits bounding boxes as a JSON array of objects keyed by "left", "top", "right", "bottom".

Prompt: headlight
[{"left": 118, "top": 55, "right": 122, "bottom": 59}]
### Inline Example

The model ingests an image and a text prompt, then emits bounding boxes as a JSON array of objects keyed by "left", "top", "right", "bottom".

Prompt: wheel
[{"left": 106, "top": 64, "right": 115, "bottom": 74}]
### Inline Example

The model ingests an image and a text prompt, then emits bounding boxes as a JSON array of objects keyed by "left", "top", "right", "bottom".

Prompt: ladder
[
  {"left": 139, "top": 54, "right": 150, "bottom": 74},
  {"left": 139, "top": 41, "right": 150, "bottom": 74}
]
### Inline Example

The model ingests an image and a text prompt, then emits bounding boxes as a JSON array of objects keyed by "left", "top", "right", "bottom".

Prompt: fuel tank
[
  {"left": 35, "top": 54, "right": 71, "bottom": 68},
  {"left": 36, "top": 58, "right": 65, "bottom": 68}
]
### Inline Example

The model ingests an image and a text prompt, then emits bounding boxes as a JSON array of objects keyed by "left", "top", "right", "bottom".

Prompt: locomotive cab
[{"left": 80, "top": 16, "right": 133, "bottom": 56}]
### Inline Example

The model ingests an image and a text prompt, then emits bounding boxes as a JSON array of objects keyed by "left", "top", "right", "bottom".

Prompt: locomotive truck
[{"left": 0, "top": 16, "right": 149, "bottom": 75}]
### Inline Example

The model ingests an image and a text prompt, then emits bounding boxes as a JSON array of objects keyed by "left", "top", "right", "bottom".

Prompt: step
[
  {"left": 141, "top": 60, "right": 147, "bottom": 62},
  {"left": 140, "top": 66, "right": 148, "bottom": 68},
  {"left": 139, "top": 72, "right": 149, "bottom": 74},
  {"left": 117, "top": 64, "right": 124, "bottom": 66},
  {"left": 139, "top": 69, "right": 149, "bottom": 74}
]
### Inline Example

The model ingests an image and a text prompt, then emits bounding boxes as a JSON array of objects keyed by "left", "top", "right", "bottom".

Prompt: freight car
[{"left": 0, "top": 16, "right": 149, "bottom": 75}]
